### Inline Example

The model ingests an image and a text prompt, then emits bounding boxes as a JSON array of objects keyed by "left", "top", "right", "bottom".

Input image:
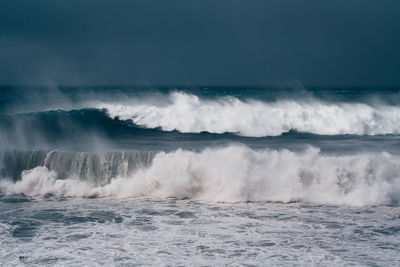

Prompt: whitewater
[
  {"left": 1, "top": 146, "right": 400, "bottom": 206},
  {"left": 96, "top": 92, "right": 400, "bottom": 137},
  {"left": 1, "top": 86, "right": 400, "bottom": 265}
]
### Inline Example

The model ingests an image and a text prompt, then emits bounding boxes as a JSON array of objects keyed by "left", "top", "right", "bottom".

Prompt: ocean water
[{"left": 1, "top": 86, "right": 400, "bottom": 265}]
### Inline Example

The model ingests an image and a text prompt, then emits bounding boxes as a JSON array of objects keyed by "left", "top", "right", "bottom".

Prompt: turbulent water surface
[{"left": 1, "top": 86, "right": 400, "bottom": 265}]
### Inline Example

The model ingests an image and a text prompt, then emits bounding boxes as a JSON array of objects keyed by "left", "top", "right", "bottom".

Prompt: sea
[{"left": 1, "top": 86, "right": 400, "bottom": 266}]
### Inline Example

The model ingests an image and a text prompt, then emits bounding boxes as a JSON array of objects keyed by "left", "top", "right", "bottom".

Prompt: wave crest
[
  {"left": 96, "top": 92, "right": 400, "bottom": 137},
  {"left": 2, "top": 146, "right": 400, "bottom": 206}
]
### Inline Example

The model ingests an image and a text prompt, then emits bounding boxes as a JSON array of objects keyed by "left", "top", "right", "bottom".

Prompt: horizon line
[{"left": 1, "top": 84, "right": 399, "bottom": 89}]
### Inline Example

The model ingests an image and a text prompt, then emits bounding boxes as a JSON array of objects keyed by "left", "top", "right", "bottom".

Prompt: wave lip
[
  {"left": 0, "top": 150, "right": 155, "bottom": 184},
  {"left": 2, "top": 146, "right": 400, "bottom": 207},
  {"left": 94, "top": 92, "right": 400, "bottom": 137}
]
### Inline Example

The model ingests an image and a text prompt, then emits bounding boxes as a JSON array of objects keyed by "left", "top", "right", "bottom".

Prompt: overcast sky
[{"left": 0, "top": 0, "right": 399, "bottom": 86}]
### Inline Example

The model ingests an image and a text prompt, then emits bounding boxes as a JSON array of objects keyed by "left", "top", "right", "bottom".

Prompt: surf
[
  {"left": 1, "top": 146, "right": 400, "bottom": 206},
  {"left": 97, "top": 92, "right": 400, "bottom": 137}
]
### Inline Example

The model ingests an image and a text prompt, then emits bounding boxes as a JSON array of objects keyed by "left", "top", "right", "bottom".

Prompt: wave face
[
  {"left": 0, "top": 150, "right": 155, "bottom": 185},
  {"left": 1, "top": 146, "right": 400, "bottom": 206},
  {"left": 97, "top": 92, "right": 400, "bottom": 137},
  {"left": 1, "top": 86, "right": 400, "bottom": 207}
]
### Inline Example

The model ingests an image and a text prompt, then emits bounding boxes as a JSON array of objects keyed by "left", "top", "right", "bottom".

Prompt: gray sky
[{"left": 0, "top": 0, "right": 399, "bottom": 86}]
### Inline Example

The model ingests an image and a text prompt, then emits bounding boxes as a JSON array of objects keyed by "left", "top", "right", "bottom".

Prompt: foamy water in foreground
[{"left": 1, "top": 197, "right": 399, "bottom": 266}]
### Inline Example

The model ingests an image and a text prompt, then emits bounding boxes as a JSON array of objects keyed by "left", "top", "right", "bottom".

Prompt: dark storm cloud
[{"left": 0, "top": 0, "right": 399, "bottom": 86}]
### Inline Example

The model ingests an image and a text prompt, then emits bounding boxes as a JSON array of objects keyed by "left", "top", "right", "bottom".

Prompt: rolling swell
[
  {"left": 3, "top": 91, "right": 400, "bottom": 141},
  {"left": 98, "top": 92, "right": 400, "bottom": 137},
  {"left": 1, "top": 146, "right": 400, "bottom": 206},
  {"left": 0, "top": 108, "right": 169, "bottom": 150},
  {"left": 3, "top": 107, "right": 400, "bottom": 153}
]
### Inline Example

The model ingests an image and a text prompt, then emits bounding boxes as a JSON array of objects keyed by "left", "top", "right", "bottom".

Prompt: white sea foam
[
  {"left": 2, "top": 146, "right": 400, "bottom": 206},
  {"left": 95, "top": 92, "right": 400, "bottom": 137},
  {"left": 0, "top": 166, "right": 92, "bottom": 197}
]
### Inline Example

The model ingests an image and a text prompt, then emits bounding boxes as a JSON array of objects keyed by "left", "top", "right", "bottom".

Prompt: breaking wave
[
  {"left": 1, "top": 146, "right": 400, "bottom": 206},
  {"left": 95, "top": 92, "right": 400, "bottom": 137}
]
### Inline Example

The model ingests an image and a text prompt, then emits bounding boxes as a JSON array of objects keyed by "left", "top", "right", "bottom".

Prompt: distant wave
[
  {"left": 3, "top": 92, "right": 400, "bottom": 139},
  {"left": 95, "top": 92, "right": 400, "bottom": 137},
  {"left": 1, "top": 146, "right": 400, "bottom": 206},
  {"left": 0, "top": 109, "right": 163, "bottom": 150}
]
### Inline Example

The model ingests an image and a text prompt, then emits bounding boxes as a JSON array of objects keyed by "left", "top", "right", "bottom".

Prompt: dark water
[{"left": 1, "top": 86, "right": 400, "bottom": 265}]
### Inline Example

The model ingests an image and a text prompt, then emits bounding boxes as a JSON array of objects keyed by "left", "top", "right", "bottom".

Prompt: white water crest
[
  {"left": 95, "top": 92, "right": 400, "bottom": 137},
  {"left": 2, "top": 146, "right": 400, "bottom": 206},
  {"left": 0, "top": 166, "right": 92, "bottom": 197}
]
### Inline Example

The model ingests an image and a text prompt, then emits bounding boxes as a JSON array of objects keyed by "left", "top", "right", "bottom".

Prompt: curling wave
[
  {"left": 96, "top": 92, "right": 400, "bottom": 137},
  {"left": 1, "top": 146, "right": 400, "bottom": 206}
]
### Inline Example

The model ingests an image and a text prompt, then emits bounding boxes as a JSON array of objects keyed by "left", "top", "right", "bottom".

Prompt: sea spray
[
  {"left": 2, "top": 146, "right": 400, "bottom": 206},
  {"left": 97, "top": 92, "right": 400, "bottom": 137}
]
